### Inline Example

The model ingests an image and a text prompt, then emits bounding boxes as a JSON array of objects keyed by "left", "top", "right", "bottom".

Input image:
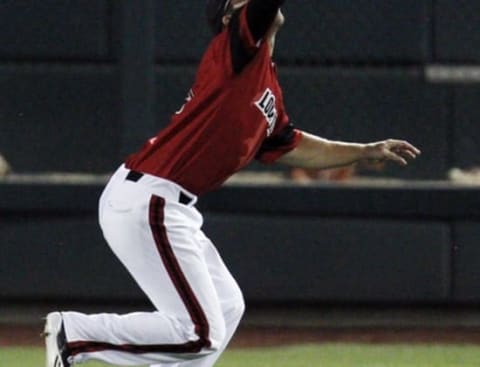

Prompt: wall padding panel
[
  {"left": 204, "top": 214, "right": 451, "bottom": 303},
  {"left": 452, "top": 222, "right": 480, "bottom": 302},
  {"left": 278, "top": 0, "right": 429, "bottom": 63},
  {"left": 0, "top": 0, "right": 110, "bottom": 60},
  {"left": 435, "top": 0, "right": 480, "bottom": 62},
  {"left": 0, "top": 66, "right": 119, "bottom": 172},
  {"left": 452, "top": 86, "right": 480, "bottom": 169},
  {"left": 155, "top": 1, "right": 211, "bottom": 62},
  {"left": 0, "top": 216, "right": 143, "bottom": 300}
]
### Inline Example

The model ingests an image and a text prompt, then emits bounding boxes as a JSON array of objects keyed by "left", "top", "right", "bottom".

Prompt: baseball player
[{"left": 44, "top": 0, "right": 421, "bottom": 366}]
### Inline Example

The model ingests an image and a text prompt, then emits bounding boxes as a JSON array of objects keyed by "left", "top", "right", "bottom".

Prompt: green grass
[{"left": 4, "top": 344, "right": 480, "bottom": 367}]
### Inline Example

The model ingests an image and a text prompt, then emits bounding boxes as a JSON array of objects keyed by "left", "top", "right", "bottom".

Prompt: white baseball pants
[{"left": 61, "top": 165, "right": 245, "bottom": 366}]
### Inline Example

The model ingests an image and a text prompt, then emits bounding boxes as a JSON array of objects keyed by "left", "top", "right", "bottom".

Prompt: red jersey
[{"left": 125, "top": 6, "right": 301, "bottom": 195}]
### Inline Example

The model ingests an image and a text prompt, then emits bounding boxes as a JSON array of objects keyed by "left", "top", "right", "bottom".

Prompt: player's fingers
[
  {"left": 391, "top": 140, "right": 421, "bottom": 155},
  {"left": 384, "top": 149, "right": 408, "bottom": 165},
  {"left": 394, "top": 148, "right": 417, "bottom": 160},
  {"left": 403, "top": 145, "right": 421, "bottom": 158}
]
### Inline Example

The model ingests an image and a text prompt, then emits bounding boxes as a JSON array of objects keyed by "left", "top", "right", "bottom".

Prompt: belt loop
[
  {"left": 179, "top": 191, "right": 193, "bottom": 205},
  {"left": 126, "top": 170, "right": 143, "bottom": 182}
]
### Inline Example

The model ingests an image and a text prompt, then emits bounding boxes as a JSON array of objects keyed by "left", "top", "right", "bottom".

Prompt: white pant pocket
[{"left": 107, "top": 199, "right": 133, "bottom": 213}]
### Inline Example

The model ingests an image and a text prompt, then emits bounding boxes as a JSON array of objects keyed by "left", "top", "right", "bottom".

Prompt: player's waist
[{"left": 113, "top": 164, "right": 197, "bottom": 206}]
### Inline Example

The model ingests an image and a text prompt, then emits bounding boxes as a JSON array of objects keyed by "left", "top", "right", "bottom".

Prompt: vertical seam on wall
[
  {"left": 446, "top": 86, "right": 456, "bottom": 170},
  {"left": 429, "top": 0, "right": 437, "bottom": 63},
  {"left": 105, "top": 0, "right": 114, "bottom": 61},
  {"left": 448, "top": 220, "right": 457, "bottom": 301}
]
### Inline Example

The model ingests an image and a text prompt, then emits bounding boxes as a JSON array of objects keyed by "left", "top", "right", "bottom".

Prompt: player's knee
[
  {"left": 236, "top": 293, "right": 246, "bottom": 318},
  {"left": 227, "top": 293, "right": 245, "bottom": 323},
  {"left": 205, "top": 315, "right": 226, "bottom": 352},
  {"left": 228, "top": 287, "right": 246, "bottom": 320},
  {"left": 200, "top": 292, "right": 245, "bottom": 353}
]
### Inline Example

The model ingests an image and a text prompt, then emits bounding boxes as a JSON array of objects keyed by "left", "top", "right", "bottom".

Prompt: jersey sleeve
[
  {"left": 229, "top": 0, "right": 285, "bottom": 73},
  {"left": 245, "top": 0, "right": 286, "bottom": 44},
  {"left": 255, "top": 122, "right": 303, "bottom": 164}
]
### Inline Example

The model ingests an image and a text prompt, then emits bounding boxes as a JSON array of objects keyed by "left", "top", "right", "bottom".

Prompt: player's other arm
[
  {"left": 229, "top": 0, "right": 285, "bottom": 73},
  {"left": 245, "top": 0, "right": 286, "bottom": 42},
  {"left": 276, "top": 131, "right": 421, "bottom": 169}
]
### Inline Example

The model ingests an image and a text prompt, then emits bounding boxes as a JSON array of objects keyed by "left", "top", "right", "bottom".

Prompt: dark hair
[{"left": 206, "top": 0, "right": 232, "bottom": 34}]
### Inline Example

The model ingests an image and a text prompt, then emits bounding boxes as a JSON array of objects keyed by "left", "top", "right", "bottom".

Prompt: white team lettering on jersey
[{"left": 254, "top": 88, "right": 278, "bottom": 136}]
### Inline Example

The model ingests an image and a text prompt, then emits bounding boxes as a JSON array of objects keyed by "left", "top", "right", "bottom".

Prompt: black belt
[{"left": 125, "top": 170, "right": 193, "bottom": 205}]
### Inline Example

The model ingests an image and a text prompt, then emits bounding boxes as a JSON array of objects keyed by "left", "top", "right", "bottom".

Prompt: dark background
[{"left": 0, "top": 1, "right": 479, "bottom": 307}]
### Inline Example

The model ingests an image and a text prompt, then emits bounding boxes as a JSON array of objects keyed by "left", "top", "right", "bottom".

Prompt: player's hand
[{"left": 363, "top": 139, "right": 421, "bottom": 166}]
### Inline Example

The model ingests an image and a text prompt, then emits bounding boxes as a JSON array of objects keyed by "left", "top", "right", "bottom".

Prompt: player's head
[{"left": 206, "top": 0, "right": 249, "bottom": 34}]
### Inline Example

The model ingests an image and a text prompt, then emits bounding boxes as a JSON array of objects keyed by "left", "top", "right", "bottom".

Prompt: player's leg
[
  {"left": 150, "top": 231, "right": 245, "bottom": 367},
  {"left": 56, "top": 177, "right": 226, "bottom": 365},
  {"left": 185, "top": 232, "right": 245, "bottom": 367}
]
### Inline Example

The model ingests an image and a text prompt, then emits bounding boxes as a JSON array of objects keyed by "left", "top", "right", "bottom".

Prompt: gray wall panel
[
  {"left": 0, "top": 0, "right": 110, "bottom": 60},
  {"left": 435, "top": 1, "right": 480, "bottom": 62},
  {"left": 0, "top": 216, "right": 143, "bottom": 300},
  {"left": 0, "top": 66, "right": 119, "bottom": 172},
  {"left": 155, "top": 1, "right": 210, "bottom": 62},
  {"left": 278, "top": 1, "right": 429, "bottom": 63},
  {"left": 453, "top": 222, "right": 480, "bottom": 302},
  {"left": 204, "top": 215, "right": 451, "bottom": 303},
  {"left": 452, "top": 86, "right": 480, "bottom": 169}
]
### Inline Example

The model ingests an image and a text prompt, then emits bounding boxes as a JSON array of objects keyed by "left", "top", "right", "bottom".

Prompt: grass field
[{"left": 4, "top": 343, "right": 480, "bottom": 367}]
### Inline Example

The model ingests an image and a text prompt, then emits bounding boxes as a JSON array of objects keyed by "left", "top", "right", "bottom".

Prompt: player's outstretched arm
[
  {"left": 245, "top": 0, "right": 286, "bottom": 41},
  {"left": 276, "top": 131, "right": 421, "bottom": 170}
]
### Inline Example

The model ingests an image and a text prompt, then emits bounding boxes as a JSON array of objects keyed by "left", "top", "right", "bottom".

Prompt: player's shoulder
[{"left": 197, "top": 31, "right": 233, "bottom": 76}]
